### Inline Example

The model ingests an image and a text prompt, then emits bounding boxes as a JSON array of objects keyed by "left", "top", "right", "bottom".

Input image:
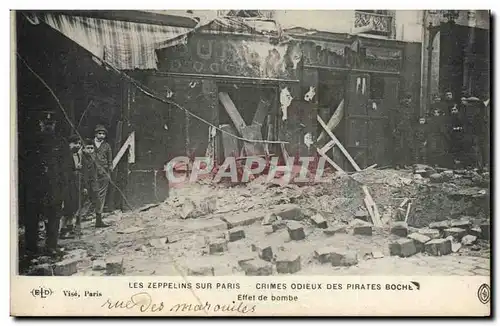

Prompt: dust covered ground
[{"left": 23, "top": 167, "right": 490, "bottom": 277}]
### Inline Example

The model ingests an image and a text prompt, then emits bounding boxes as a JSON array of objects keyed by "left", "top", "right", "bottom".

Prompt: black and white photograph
[{"left": 10, "top": 8, "right": 491, "bottom": 316}]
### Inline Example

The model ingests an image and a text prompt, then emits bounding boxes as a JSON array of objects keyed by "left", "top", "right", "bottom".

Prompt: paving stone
[
  {"left": 418, "top": 228, "right": 441, "bottom": 239},
  {"left": 323, "top": 225, "right": 347, "bottom": 236},
  {"left": 276, "top": 253, "right": 301, "bottom": 274},
  {"left": 425, "top": 239, "right": 452, "bottom": 256},
  {"left": 451, "top": 242, "right": 462, "bottom": 253},
  {"left": 470, "top": 227, "right": 482, "bottom": 238},
  {"left": 187, "top": 266, "right": 215, "bottom": 276},
  {"left": 227, "top": 228, "right": 246, "bottom": 242},
  {"left": 391, "top": 221, "right": 409, "bottom": 237},
  {"left": 480, "top": 223, "right": 490, "bottom": 240},
  {"left": 106, "top": 257, "right": 124, "bottom": 275},
  {"left": 353, "top": 223, "right": 373, "bottom": 236},
  {"left": 330, "top": 251, "right": 358, "bottom": 267},
  {"left": 272, "top": 220, "right": 287, "bottom": 232},
  {"left": 53, "top": 258, "right": 79, "bottom": 276},
  {"left": 209, "top": 239, "right": 228, "bottom": 255},
  {"left": 30, "top": 263, "right": 53, "bottom": 276},
  {"left": 263, "top": 225, "right": 275, "bottom": 235},
  {"left": 223, "top": 211, "right": 266, "bottom": 228},
  {"left": 354, "top": 209, "right": 370, "bottom": 222},
  {"left": 240, "top": 259, "right": 273, "bottom": 276},
  {"left": 64, "top": 249, "right": 88, "bottom": 262},
  {"left": 429, "top": 173, "right": 444, "bottom": 183},
  {"left": 461, "top": 235, "right": 477, "bottom": 246},
  {"left": 287, "top": 221, "right": 306, "bottom": 241},
  {"left": 186, "top": 218, "right": 228, "bottom": 233},
  {"left": 408, "top": 233, "right": 431, "bottom": 252},
  {"left": 450, "top": 218, "right": 472, "bottom": 230},
  {"left": 372, "top": 251, "right": 384, "bottom": 259},
  {"left": 271, "top": 204, "right": 304, "bottom": 221},
  {"left": 92, "top": 260, "right": 106, "bottom": 271},
  {"left": 441, "top": 170, "right": 454, "bottom": 180},
  {"left": 429, "top": 220, "right": 451, "bottom": 230},
  {"left": 262, "top": 213, "right": 278, "bottom": 226},
  {"left": 251, "top": 244, "right": 274, "bottom": 262},
  {"left": 389, "top": 238, "right": 417, "bottom": 258},
  {"left": 443, "top": 228, "right": 467, "bottom": 241},
  {"left": 311, "top": 213, "right": 328, "bottom": 229},
  {"left": 314, "top": 246, "right": 338, "bottom": 264}
]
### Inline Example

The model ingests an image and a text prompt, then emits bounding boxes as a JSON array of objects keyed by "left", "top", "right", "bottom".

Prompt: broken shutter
[{"left": 345, "top": 73, "right": 370, "bottom": 170}]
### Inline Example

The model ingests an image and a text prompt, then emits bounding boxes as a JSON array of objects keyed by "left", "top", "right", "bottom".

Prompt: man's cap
[
  {"left": 68, "top": 134, "right": 81, "bottom": 143},
  {"left": 94, "top": 124, "right": 108, "bottom": 134},
  {"left": 83, "top": 138, "right": 94, "bottom": 145}
]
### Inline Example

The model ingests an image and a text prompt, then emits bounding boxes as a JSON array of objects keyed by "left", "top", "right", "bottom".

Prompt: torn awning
[{"left": 23, "top": 12, "right": 193, "bottom": 70}]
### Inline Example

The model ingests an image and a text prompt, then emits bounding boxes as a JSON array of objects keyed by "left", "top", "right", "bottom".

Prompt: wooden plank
[
  {"left": 363, "top": 196, "right": 375, "bottom": 222},
  {"left": 361, "top": 185, "right": 382, "bottom": 227},
  {"left": 317, "top": 99, "right": 345, "bottom": 142},
  {"left": 252, "top": 99, "right": 270, "bottom": 127},
  {"left": 364, "top": 163, "right": 377, "bottom": 170},
  {"left": 112, "top": 131, "right": 135, "bottom": 171},
  {"left": 219, "top": 124, "right": 240, "bottom": 158},
  {"left": 319, "top": 140, "right": 335, "bottom": 154},
  {"left": 317, "top": 148, "right": 345, "bottom": 174},
  {"left": 219, "top": 92, "right": 247, "bottom": 134},
  {"left": 241, "top": 124, "right": 265, "bottom": 156},
  {"left": 404, "top": 202, "right": 412, "bottom": 223},
  {"left": 317, "top": 115, "right": 362, "bottom": 172}
]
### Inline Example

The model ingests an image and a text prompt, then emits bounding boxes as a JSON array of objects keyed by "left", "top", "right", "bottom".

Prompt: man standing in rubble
[
  {"left": 93, "top": 124, "right": 112, "bottom": 228},
  {"left": 390, "top": 93, "right": 414, "bottom": 169},
  {"left": 22, "top": 110, "right": 64, "bottom": 257}
]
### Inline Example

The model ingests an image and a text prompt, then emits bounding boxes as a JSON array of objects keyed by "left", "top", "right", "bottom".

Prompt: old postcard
[{"left": 10, "top": 9, "right": 491, "bottom": 316}]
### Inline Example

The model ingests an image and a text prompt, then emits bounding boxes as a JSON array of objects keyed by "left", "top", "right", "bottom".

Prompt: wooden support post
[
  {"left": 112, "top": 131, "right": 135, "bottom": 171},
  {"left": 317, "top": 115, "right": 361, "bottom": 172}
]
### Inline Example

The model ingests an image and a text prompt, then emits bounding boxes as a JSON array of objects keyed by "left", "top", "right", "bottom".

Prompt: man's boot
[{"left": 95, "top": 213, "right": 109, "bottom": 228}]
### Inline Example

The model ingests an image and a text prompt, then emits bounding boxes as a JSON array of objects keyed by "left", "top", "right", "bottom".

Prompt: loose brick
[
  {"left": 330, "top": 251, "right": 358, "bottom": 266},
  {"left": 418, "top": 228, "right": 441, "bottom": 239},
  {"left": 223, "top": 211, "right": 265, "bottom": 228},
  {"left": 287, "top": 221, "right": 306, "bottom": 241},
  {"left": 271, "top": 204, "right": 304, "bottom": 221},
  {"left": 227, "top": 228, "right": 246, "bottom": 242},
  {"left": 314, "top": 246, "right": 338, "bottom": 264},
  {"left": 323, "top": 225, "right": 347, "bottom": 236},
  {"left": 187, "top": 266, "right": 215, "bottom": 276},
  {"left": 311, "top": 213, "right": 328, "bottom": 229},
  {"left": 470, "top": 227, "right": 482, "bottom": 238},
  {"left": 209, "top": 239, "right": 228, "bottom": 255},
  {"left": 461, "top": 235, "right": 477, "bottom": 246},
  {"left": 443, "top": 227, "right": 467, "bottom": 241},
  {"left": 106, "top": 257, "right": 124, "bottom": 275},
  {"left": 92, "top": 260, "right": 106, "bottom": 271},
  {"left": 240, "top": 259, "right": 273, "bottom": 276},
  {"left": 429, "top": 220, "right": 451, "bottom": 230},
  {"left": 441, "top": 170, "right": 454, "bottom": 180},
  {"left": 389, "top": 239, "right": 417, "bottom": 257},
  {"left": 480, "top": 223, "right": 490, "bottom": 240},
  {"left": 262, "top": 213, "right": 278, "bottom": 226},
  {"left": 391, "top": 221, "right": 409, "bottom": 237},
  {"left": 372, "top": 251, "right": 384, "bottom": 259},
  {"left": 251, "top": 244, "right": 274, "bottom": 262},
  {"left": 450, "top": 218, "right": 472, "bottom": 230},
  {"left": 53, "top": 258, "right": 79, "bottom": 276},
  {"left": 408, "top": 233, "right": 431, "bottom": 252},
  {"left": 276, "top": 253, "right": 301, "bottom": 274},
  {"left": 425, "top": 239, "right": 452, "bottom": 256}
]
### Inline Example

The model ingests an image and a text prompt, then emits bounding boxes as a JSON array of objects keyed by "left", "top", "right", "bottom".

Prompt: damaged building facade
[{"left": 17, "top": 10, "right": 429, "bottom": 210}]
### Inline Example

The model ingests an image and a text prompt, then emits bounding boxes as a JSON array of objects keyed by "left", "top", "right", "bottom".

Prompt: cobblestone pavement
[{"left": 68, "top": 213, "right": 490, "bottom": 277}]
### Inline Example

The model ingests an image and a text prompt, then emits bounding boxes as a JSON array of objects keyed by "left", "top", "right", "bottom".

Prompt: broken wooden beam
[
  {"left": 317, "top": 99, "right": 345, "bottom": 143},
  {"left": 219, "top": 92, "right": 247, "bottom": 133},
  {"left": 361, "top": 185, "right": 382, "bottom": 227},
  {"left": 316, "top": 147, "right": 345, "bottom": 174},
  {"left": 317, "top": 115, "right": 361, "bottom": 172},
  {"left": 252, "top": 99, "right": 270, "bottom": 127}
]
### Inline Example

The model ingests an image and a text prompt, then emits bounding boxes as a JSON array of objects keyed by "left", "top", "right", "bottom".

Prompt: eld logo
[{"left": 30, "top": 287, "right": 53, "bottom": 299}]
